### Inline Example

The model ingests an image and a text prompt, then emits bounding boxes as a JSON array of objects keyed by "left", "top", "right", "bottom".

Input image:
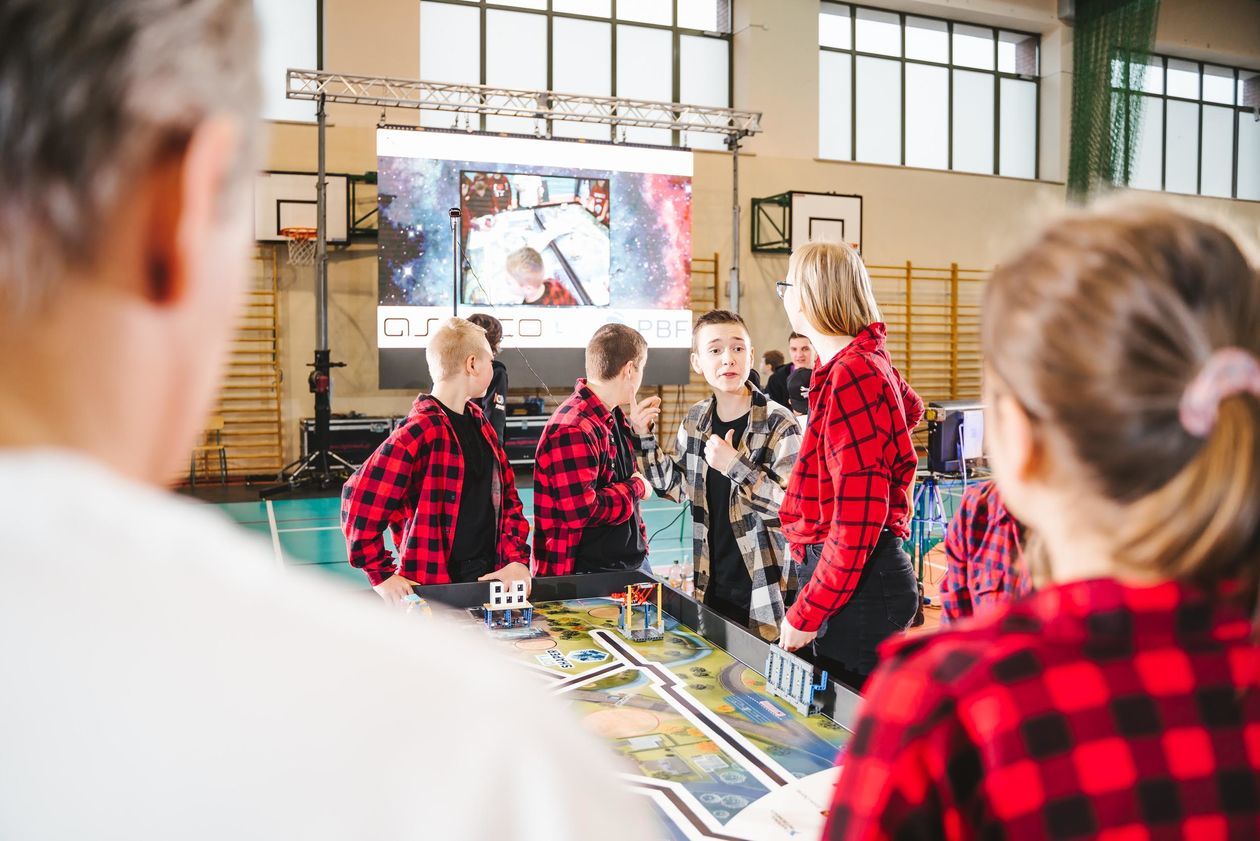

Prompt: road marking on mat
[
  {"left": 625, "top": 776, "right": 754, "bottom": 840},
  {"left": 592, "top": 629, "right": 795, "bottom": 790}
]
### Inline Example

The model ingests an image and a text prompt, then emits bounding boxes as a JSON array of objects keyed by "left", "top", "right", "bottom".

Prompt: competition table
[{"left": 417, "top": 571, "right": 861, "bottom": 841}]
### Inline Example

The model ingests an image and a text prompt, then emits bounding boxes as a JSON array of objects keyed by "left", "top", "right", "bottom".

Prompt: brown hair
[
  {"left": 763, "top": 350, "right": 786, "bottom": 368},
  {"left": 788, "top": 242, "right": 881, "bottom": 337},
  {"left": 788, "top": 332, "right": 807, "bottom": 342},
  {"left": 587, "top": 323, "right": 647, "bottom": 381},
  {"left": 466, "top": 313, "right": 503, "bottom": 355},
  {"left": 984, "top": 203, "right": 1260, "bottom": 607},
  {"left": 693, "top": 309, "right": 748, "bottom": 350}
]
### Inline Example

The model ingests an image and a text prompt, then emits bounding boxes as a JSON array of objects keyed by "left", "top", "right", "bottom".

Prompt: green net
[{"left": 1067, "top": 0, "right": 1162, "bottom": 202}]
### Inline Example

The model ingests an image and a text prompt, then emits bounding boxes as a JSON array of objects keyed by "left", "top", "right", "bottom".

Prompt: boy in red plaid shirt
[
  {"left": 533, "top": 324, "right": 654, "bottom": 576},
  {"left": 341, "top": 317, "right": 531, "bottom": 604},
  {"left": 506, "top": 246, "right": 579, "bottom": 307},
  {"left": 776, "top": 243, "right": 923, "bottom": 692},
  {"left": 827, "top": 206, "right": 1260, "bottom": 839},
  {"left": 940, "top": 478, "right": 1031, "bottom": 624}
]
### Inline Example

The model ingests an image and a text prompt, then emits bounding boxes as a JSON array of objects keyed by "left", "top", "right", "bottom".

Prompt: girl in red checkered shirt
[
  {"left": 777, "top": 242, "right": 924, "bottom": 692},
  {"left": 826, "top": 204, "right": 1260, "bottom": 840}
]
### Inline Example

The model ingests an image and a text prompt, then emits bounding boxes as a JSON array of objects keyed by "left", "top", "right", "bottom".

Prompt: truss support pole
[{"left": 728, "top": 134, "right": 742, "bottom": 314}]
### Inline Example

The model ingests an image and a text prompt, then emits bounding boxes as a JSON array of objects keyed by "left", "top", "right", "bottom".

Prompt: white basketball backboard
[{"left": 254, "top": 171, "right": 350, "bottom": 242}]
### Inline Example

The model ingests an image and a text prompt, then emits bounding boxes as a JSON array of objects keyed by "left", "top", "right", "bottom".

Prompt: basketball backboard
[{"left": 254, "top": 171, "right": 350, "bottom": 242}]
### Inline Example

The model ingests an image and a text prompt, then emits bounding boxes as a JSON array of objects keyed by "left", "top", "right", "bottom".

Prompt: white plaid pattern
[{"left": 639, "top": 388, "right": 802, "bottom": 640}]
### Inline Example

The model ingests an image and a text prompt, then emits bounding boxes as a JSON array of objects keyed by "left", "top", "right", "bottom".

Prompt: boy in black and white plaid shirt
[{"left": 629, "top": 310, "right": 802, "bottom": 640}]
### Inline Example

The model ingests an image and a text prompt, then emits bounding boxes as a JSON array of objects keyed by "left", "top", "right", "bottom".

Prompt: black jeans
[{"left": 797, "top": 532, "right": 918, "bottom": 691}]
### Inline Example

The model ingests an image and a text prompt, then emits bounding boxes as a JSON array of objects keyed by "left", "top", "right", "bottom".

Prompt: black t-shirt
[
  {"left": 765, "top": 364, "right": 792, "bottom": 407},
  {"left": 704, "top": 411, "right": 752, "bottom": 623},
  {"left": 439, "top": 402, "right": 497, "bottom": 582},
  {"left": 574, "top": 410, "right": 647, "bottom": 573}
]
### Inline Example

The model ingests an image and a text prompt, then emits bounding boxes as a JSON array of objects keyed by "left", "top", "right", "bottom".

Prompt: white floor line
[
  {"left": 275, "top": 525, "right": 341, "bottom": 533},
  {"left": 264, "top": 500, "right": 285, "bottom": 570}
]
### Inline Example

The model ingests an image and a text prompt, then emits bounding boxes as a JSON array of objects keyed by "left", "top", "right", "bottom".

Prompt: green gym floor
[
  {"left": 216, "top": 490, "right": 696, "bottom": 592},
  {"left": 212, "top": 474, "right": 972, "bottom": 593}
]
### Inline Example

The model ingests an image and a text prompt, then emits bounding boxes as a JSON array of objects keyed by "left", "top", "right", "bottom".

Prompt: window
[
  {"left": 257, "top": 0, "right": 318, "bottom": 122},
  {"left": 818, "top": 3, "right": 1040, "bottom": 179},
  {"left": 418, "top": 0, "right": 732, "bottom": 148},
  {"left": 1112, "top": 53, "right": 1260, "bottom": 200}
]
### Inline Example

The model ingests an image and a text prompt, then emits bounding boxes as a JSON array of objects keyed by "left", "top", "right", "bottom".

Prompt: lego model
[
  {"left": 610, "top": 581, "right": 664, "bottom": 642},
  {"left": 764, "top": 647, "right": 828, "bottom": 717},
  {"left": 483, "top": 580, "right": 533, "bottom": 629}
]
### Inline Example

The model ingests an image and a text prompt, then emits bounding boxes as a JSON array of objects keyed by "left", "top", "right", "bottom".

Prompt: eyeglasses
[{"left": 775, "top": 281, "right": 792, "bottom": 300}]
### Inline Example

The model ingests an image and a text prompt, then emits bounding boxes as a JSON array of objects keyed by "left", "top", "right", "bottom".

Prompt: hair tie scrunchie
[{"left": 1179, "top": 347, "right": 1260, "bottom": 437}]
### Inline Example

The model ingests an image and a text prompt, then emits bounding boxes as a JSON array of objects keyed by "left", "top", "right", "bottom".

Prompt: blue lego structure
[
  {"left": 764, "top": 647, "right": 828, "bottom": 717},
  {"left": 483, "top": 580, "right": 533, "bottom": 629}
]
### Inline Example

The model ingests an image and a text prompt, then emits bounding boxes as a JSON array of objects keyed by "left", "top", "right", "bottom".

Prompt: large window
[
  {"left": 1112, "top": 53, "right": 1260, "bottom": 201},
  {"left": 419, "top": 0, "right": 732, "bottom": 149},
  {"left": 257, "top": 0, "right": 318, "bottom": 122},
  {"left": 819, "top": 3, "right": 1040, "bottom": 179}
]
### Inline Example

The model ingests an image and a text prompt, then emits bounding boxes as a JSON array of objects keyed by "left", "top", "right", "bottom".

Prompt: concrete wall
[{"left": 261, "top": 0, "right": 1260, "bottom": 461}]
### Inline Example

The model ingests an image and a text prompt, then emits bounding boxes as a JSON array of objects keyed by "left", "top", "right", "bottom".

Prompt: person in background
[
  {"left": 0, "top": 3, "right": 652, "bottom": 839},
  {"left": 766, "top": 332, "right": 815, "bottom": 407},
  {"left": 462, "top": 173, "right": 498, "bottom": 235},
  {"left": 467, "top": 312, "right": 509, "bottom": 444},
  {"left": 826, "top": 204, "right": 1260, "bottom": 839},
  {"left": 939, "top": 478, "right": 1030, "bottom": 624},
  {"left": 776, "top": 243, "right": 923, "bottom": 692},
  {"left": 761, "top": 349, "right": 786, "bottom": 385}
]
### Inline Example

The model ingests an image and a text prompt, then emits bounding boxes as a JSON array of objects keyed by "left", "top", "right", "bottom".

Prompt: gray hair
[{"left": 0, "top": 0, "right": 262, "bottom": 314}]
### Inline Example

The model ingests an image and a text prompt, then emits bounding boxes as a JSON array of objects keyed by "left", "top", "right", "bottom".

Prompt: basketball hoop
[{"left": 279, "top": 226, "right": 318, "bottom": 266}]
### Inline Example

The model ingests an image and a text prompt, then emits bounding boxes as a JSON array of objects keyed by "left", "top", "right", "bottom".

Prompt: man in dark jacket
[{"left": 766, "top": 333, "right": 814, "bottom": 407}]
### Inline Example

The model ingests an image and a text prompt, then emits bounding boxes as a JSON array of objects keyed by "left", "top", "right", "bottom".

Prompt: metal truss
[{"left": 286, "top": 69, "right": 762, "bottom": 141}]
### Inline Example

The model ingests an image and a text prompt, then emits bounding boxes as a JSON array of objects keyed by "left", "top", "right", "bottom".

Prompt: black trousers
[{"left": 797, "top": 532, "right": 919, "bottom": 692}]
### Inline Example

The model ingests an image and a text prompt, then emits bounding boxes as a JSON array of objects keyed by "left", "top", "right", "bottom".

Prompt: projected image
[
  {"left": 459, "top": 171, "right": 611, "bottom": 307},
  {"left": 377, "top": 139, "right": 691, "bottom": 314}
]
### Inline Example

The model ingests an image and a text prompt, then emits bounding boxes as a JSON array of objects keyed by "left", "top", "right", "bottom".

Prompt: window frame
[
  {"left": 818, "top": 1, "right": 1042, "bottom": 180},
  {"left": 1111, "top": 52, "right": 1260, "bottom": 201},
  {"left": 420, "top": 0, "right": 734, "bottom": 148}
]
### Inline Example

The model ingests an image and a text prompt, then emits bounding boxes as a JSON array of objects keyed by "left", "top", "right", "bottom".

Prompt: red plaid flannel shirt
[
  {"left": 341, "top": 395, "right": 530, "bottom": 586},
  {"left": 535, "top": 280, "right": 578, "bottom": 307},
  {"left": 827, "top": 577, "right": 1260, "bottom": 840},
  {"left": 780, "top": 323, "right": 923, "bottom": 632},
  {"left": 940, "top": 480, "right": 1031, "bottom": 624},
  {"left": 532, "top": 380, "right": 647, "bottom": 576}
]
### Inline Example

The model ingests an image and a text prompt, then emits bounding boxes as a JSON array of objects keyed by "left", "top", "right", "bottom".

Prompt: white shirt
[{"left": 0, "top": 450, "right": 652, "bottom": 840}]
